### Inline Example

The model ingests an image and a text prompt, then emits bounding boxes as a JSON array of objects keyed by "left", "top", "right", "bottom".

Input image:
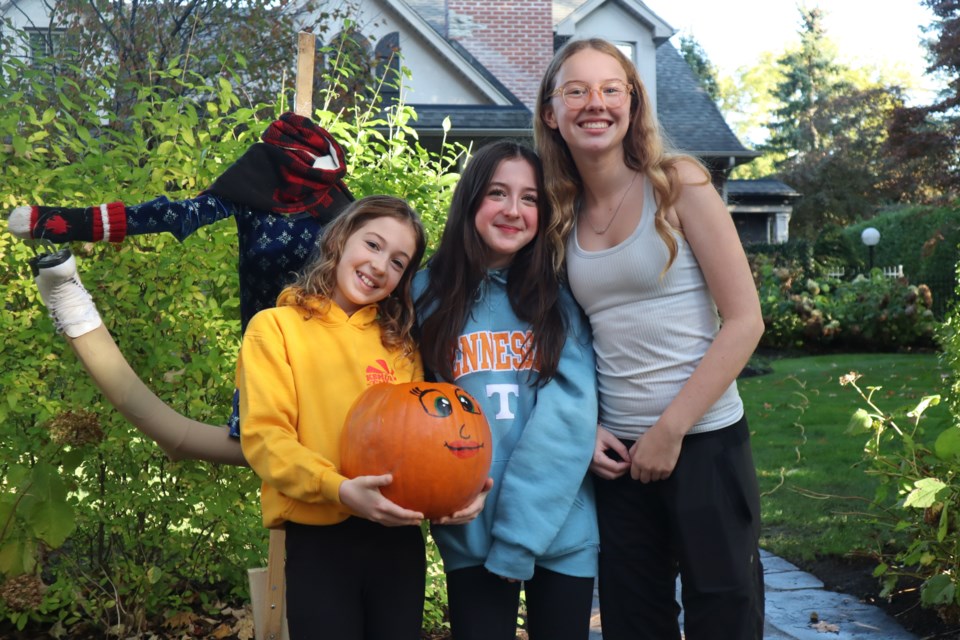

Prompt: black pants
[
  {"left": 446, "top": 565, "right": 595, "bottom": 640},
  {"left": 284, "top": 518, "right": 426, "bottom": 640},
  {"left": 595, "top": 416, "right": 764, "bottom": 640}
]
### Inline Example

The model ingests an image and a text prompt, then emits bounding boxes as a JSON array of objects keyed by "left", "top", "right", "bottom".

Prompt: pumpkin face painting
[{"left": 340, "top": 382, "right": 493, "bottom": 519}]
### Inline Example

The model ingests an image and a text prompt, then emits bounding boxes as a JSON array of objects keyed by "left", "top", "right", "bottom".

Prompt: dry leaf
[
  {"left": 163, "top": 611, "right": 199, "bottom": 630},
  {"left": 811, "top": 620, "right": 840, "bottom": 633},
  {"left": 234, "top": 615, "right": 256, "bottom": 640},
  {"left": 163, "top": 368, "right": 186, "bottom": 383}
]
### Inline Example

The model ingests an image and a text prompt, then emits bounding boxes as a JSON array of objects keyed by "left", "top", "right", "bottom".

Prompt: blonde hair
[
  {"left": 286, "top": 195, "right": 426, "bottom": 357},
  {"left": 534, "top": 38, "right": 710, "bottom": 272}
]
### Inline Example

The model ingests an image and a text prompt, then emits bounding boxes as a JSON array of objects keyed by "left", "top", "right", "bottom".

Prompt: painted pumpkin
[{"left": 340, "top": 382, "right": 492, "bottom": 519}]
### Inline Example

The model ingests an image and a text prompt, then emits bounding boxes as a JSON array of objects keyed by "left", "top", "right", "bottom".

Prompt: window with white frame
[{"left": 25, "top": 27, "right": 65, "bottom": 63}]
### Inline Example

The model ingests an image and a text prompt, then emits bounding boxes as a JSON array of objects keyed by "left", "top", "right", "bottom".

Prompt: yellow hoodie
[{"left": 238, "top": 289, "right": 422, "bottom": 528}]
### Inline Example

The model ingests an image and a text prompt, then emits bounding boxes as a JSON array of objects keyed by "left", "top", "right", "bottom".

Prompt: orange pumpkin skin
[{"left": 340, "top": 382, "right": 492, "bottom": 519}]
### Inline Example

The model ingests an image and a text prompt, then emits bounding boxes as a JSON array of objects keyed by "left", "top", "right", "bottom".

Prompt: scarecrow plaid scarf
[{"left": 205, "top": 112, "right": 351, "bottom": 223}]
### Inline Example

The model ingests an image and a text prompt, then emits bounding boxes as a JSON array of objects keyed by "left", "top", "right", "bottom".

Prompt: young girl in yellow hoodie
[{"left": 237, "top": 194, "right": 458, "bottom": 639}]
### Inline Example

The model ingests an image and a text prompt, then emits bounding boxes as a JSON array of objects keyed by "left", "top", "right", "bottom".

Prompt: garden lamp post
[{"left": 861, "top": 227, "right": 880, "bottom": 271}]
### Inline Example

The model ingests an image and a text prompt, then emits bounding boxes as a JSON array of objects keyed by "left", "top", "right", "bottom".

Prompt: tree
[
  {"left": 763, "top": 7, "right": 848, "bottom": 160},
  {"left": 762, "top": 6, "right": 910, "bottom": 239},
  {"left": 721, "top": 52, "right": 785, "bottom": 178},
  {"left": 882, "top": 0, "right": 960, "bottom": 201},
  {"left": 679, "top": 33, "right": 720, "bottom": 102},
  {"left": 780, "top": 85, "right": 906, "bottom": 238},
  {"left": 5, "top": 0, "right": 362, "bottom": 118}
]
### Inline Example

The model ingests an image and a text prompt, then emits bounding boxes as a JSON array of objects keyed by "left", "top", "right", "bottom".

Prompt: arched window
[
  {"left": 374, "top": 32, "right": 401, "bottom": 106},
  {"left": 319, "top": 27, "right": 375, "bottom": 110}
]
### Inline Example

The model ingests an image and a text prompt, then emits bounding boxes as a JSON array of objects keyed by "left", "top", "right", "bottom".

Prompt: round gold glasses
[{"left": 549, "top": 81, "right": 633, "bottom": 108}]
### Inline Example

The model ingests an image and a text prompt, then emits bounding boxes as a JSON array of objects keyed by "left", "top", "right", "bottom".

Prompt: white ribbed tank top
[{"left": 566, "top": 178, "right": 743, "bottom": 438}]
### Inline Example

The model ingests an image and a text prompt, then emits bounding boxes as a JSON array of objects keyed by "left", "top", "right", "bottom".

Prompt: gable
[
  {"left": 1, "top": 0, "right": 50, "bottom": 30},
  {"left": 555, "top": 0, "right": 673, "bottom": 42},
  {"left": 554, "top": 0, "right": 674, "bottom": 115},
  {"left": 350, "top": 0, "right": 518, "bottom": 107}
]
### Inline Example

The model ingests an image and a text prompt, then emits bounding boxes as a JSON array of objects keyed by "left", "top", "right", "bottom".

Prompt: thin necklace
[{"left": 586, "top": 170, "right": 639, "bottom": 234}]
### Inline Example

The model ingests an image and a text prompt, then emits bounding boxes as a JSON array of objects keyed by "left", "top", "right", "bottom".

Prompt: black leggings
[
  {"left": 446, "top": 565, "right": 595, "bottom": 640},
  {"left": 284, "top": 518, "right": 425, "bottom": 640},
  {"left": 595, "top": 416, "right": 764, "bottom": 640}
]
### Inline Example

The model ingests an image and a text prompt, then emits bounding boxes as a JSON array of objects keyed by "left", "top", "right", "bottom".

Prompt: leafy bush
[
  {"left": 842, "top": 372, "right": 960, "bottom": 624},
  {"left": 838, "top": 253, "right": 960, "bottom": 623},
  {"left": 751, "top": 253, "right": 938, "bottom": 351},
  {"left": 844, "top": 204, "right": 960, "bottom": 291},
  {"left": 844, "top": 205, "right": 960, "bottom": 317},
  {"left": 938, "top": 261, "right": 960, "bottom": 419},
  {"left": 0, "top": 46, "right": 465, "bottom": 635}
]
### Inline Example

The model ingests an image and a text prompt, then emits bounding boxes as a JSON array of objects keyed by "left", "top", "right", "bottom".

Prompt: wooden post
[
  {"left": 248, "top": 528, "right": 289, "bottom": 640},
  {"left": 250, "top": 32, "right": 317, "bottom": 640},
  {"left": 294, "top": 31, "right": 317, "bottom": 118}
]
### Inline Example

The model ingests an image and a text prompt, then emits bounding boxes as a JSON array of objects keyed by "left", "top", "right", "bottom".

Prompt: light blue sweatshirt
[{"left": 414, "top": 267, "right": 599, "bottom": 581}]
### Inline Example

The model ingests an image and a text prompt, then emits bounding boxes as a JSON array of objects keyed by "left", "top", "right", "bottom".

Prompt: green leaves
[
  {"left": 843, "top": 364, "right": 960, "bottom": 621},
  {"left": 921, "top": 574, "right": 956, "bottom": 608},
  {"left": 846, "top": 408, "right": 875, "bottom": 434},
  {"left": 0, "top": 39, "right": 465, "bottom": 634},
  {"left": 904, "top": 478, "right": 948, "bottom": 509},
  {"left": 934, "top": 426, "right": 960, "bottom": 460}
]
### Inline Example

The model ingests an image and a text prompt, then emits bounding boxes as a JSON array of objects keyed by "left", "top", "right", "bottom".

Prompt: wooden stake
[
  {"left": 248, "top": 529, "right": 289, "bottom": 640},
  {"left": 295, "top": 31, "right": 317, "bottom": 117},
  {"left": 250, "top": 32, "right": 317, "bottom": 640},
  {"left": 263, "top": 528, "right": 288, "bottom": 639}
]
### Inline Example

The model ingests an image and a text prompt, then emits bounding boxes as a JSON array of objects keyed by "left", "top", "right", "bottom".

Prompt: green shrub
[
  {"left": 844, "top": 205, "right": 960, "bottom": 288},
  {"left": 751, "top": 253, "right": 938, "bottom": 351},
  {"left": 845, "top": 205, "right": 960, "bottom": 317},
  {"left": 838, "top": 251, "right": 960, "bottom": 623},
  {"left": 0, "top": 47, "right": 465, "bottom": 635},
  {"left": 842, "top": 371, "right": 960, "bottom": 624},
  {"left": 939, "top": 259, "right": 960, "bottom": 419}
]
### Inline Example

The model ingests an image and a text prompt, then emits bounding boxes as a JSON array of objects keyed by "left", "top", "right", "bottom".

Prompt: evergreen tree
[
  {"left": 763, "top": 6, "right": 911, "bottom": 239},
  {"left": 763, "top": 7, "right": 847, "bottom": 160},
  {"left": 679, "top": 33, "right": 720, "bottom": 102}
]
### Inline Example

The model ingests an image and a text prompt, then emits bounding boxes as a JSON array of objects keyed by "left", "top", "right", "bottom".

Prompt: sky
[{"left": 652, "top": 0, "right": 941, "bottom": 103}]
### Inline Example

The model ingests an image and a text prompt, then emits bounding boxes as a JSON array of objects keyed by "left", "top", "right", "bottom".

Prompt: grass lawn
[{"left": 740, "top": 351, "right": 952, "bottom": 564}]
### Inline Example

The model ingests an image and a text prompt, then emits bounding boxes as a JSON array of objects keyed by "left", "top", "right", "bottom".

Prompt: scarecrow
[{"left": 8, "top": 111, "right": 353, "bottom": 466}]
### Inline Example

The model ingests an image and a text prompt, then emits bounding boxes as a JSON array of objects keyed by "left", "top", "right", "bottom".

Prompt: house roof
[
  {"left": 409, "top": 105, "right": 534, "bottom": 136},
  {"left": 443, "top": 38, "right": 526, "bottom": 108},
  {"left": 655, "top": 42, "right": 757, "bottom": 162},
  {"left": 391, "top": 0, "right": 532, "bottom": 135},
  {"left": 727, "top": 179, "right": 801, "bottom": 200}
]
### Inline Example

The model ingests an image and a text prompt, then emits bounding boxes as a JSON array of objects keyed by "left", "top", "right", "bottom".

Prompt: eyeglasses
[{"left": 549, "top": 81, "right": 633, "bottom": 108}]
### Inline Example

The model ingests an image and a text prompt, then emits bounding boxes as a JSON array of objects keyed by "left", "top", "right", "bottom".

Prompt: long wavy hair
[
  {"left": 417, "top": 141, "right": 566, "bottom": 385},
  {"left": 287, "top": 194, "right": 426, "bottom": 357},
  {"left": 534, "top": 37, "right": 710, "bottom": 272}
]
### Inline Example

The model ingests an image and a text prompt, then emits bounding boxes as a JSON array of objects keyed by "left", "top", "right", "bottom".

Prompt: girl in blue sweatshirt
[{"left": 415, "top": 141, "right": 599, "bottom": 640}]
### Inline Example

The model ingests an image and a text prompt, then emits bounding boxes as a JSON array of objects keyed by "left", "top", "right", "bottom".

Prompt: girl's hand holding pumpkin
[
  {"left": 339, "top": 474, "right": 425, "bottom": 527},
  {"left": 431, "top": 477, "right": 494, "bottom": 525}
]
